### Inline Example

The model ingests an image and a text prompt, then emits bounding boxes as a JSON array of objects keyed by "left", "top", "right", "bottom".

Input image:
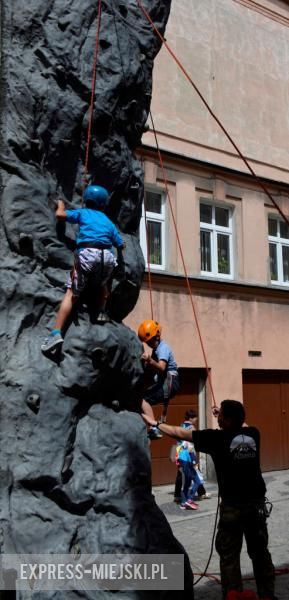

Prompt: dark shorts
[{"left": 143, "top": 373, "right": 180, "bottom": 406}]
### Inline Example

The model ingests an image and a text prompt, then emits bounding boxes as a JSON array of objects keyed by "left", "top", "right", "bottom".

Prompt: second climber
[{"left": 138, "top": 319, "right": 180, "bottom": 439}]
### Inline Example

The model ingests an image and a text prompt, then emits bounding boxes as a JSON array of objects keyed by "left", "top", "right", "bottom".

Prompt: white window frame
[
  {"left": 200, "top": 200, "right": 234, "bottom": 280},
  {"left": 268, "top": 216, "right": 289, "bottom": 286},
  {"left": 140, "top": 188, "right": 166, "bottom": 271}
]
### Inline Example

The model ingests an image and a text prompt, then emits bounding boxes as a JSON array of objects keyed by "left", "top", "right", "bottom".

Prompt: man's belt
[{"left": 77, "top": 242, "right": 112, "bottom": 249}]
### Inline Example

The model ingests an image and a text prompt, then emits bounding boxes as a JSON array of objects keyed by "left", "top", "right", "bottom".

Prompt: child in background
[
  {"left": 174, "top": 410, "right": 211, "bottom": 502},
  {"left": 176, "top": 437, "right": 201, "bottom": 510}
]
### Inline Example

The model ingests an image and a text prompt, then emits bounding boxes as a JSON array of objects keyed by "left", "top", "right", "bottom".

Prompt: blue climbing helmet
[{"left": 83, "top": 185, "right": 109, "bottom": 209}]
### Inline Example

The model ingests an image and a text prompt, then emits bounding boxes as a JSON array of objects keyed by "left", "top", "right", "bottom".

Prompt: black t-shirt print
[
  {"left": 192, "top": 427, "right": 266, "bottom": 505},
  {"left": 230, "top": 432, "right": 257, "bottom": 460}
]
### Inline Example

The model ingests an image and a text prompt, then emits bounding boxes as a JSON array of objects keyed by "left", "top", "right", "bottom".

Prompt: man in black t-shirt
[{"left": 143, "top": 399, "right": 276, "bottom": 600}]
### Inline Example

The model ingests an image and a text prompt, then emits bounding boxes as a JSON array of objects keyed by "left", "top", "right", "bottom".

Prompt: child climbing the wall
[
  {"left": 138, "top": 320, "right": 180, "bottom": 440},
  {"left": 41, "top": 185, "right": 125, "bottom": 354}
]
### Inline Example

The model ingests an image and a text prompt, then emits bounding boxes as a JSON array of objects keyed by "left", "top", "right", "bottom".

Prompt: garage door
[
  {"left": 243, "top": 370, "right": 289, "bottom": 471},
  {"left": 151, "top": 368, "right": 205, "bottom": 485}
]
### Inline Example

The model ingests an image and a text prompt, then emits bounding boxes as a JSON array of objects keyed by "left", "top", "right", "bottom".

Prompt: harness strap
[
  {"left": 163, "top": 371, "right": 173, "bottom": 401},
  {"left": 77, "top": 242, "right": 111, "bottom": 250},
  {"left": 100, "top": 249, "right": 104, "bottom": 278}
]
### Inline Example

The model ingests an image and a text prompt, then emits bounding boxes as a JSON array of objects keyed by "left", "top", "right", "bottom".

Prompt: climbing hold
[
  {"left": 19, "top": 233, "right": 34, "bottom": 257},
  {"left": 111, "top": 400, "right": 120, "bottom": 411},
  {"left": 30, "top": 138, "right": 41, "bottom": 147},
  {"left": 61, "top": 455, "right": 73, "bottom": 483},
  {"left": 119, "top": 4, "right": 127, "bottom": 18},
  {"left": 25, "top": 393, "right": 40, "bottom": 414}
]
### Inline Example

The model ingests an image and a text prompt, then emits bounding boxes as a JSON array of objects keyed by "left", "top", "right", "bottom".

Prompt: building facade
[{"left": 125, "top": 0, "right": 289, "bottom": 483}]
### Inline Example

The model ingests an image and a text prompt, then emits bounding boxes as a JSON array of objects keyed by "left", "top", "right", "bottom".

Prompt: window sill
[
  {"left": 145, "top": 265, "right": 166, "bottom": 272},
  {"left": 270, "top": 280, "right": 289, "bottom": 288},
  {"left": 200, "top": 271, "right": 234, "bottom": 281},
  {"left": 142, "top": 270, "right": 289, "bottom": 302}
]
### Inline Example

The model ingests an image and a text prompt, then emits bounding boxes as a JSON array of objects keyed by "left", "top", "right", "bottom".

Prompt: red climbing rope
[
  {"left": 142, "top": 130, "right": 217, "bottom": 408},
  {"left": 143, "top": 191, "right": 155, "bottom": 321},
  {"left": 136, "top": 0, "right": 289, "bottom": 411},
  {"left": 149, "top": 111, "right": 218, "bottom": 410},
  {"left": 136, "top": 0, "right": 289, "bottom": 229},
  {"left": 191, "top": 565, "right": 289, "bottom": 587},
  {"left": 142, "top": 138, "right": 217, "bottom": 405},
  {"left": 82, "top": 0, "right": 102, "bottom": 204}
]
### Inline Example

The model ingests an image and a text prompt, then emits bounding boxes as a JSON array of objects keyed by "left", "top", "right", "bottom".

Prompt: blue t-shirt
[
  {"left": 65, "top": 208, "right": 123, "bottom": 248},
  {"left": 152, "top": 340, "right": 178, "bottom": 374}
]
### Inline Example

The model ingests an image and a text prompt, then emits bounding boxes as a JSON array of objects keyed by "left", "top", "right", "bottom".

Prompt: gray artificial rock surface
[{"left": 0, "top": 0, "right": 194, "bottom": 597}]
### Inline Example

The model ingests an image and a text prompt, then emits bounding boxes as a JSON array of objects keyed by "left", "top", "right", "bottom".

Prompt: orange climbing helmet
[{"left": 138, "top": 320, "right": 162, "bottom": 342}]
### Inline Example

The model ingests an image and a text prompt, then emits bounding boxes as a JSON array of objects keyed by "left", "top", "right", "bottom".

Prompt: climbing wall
[{"left": 0, "top": 1, "right": 194, "bottom": 598}]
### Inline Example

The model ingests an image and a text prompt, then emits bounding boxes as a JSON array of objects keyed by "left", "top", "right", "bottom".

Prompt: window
[
  {"left": 268, "top": 217, "right": 289, "bottom": 285},
  {"left": 200, "top": 202, "right": 233, "bottom": 278},
  {"left": 140, "top": 189, "right": 166, "bottom": 270}
]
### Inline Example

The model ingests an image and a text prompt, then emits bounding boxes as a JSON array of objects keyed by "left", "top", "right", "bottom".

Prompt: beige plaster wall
[
  {"left": 143, "top": 157, "right": 288, "bottom": 286},
  {"left": 144, "top": 0, "right": 289, "bottom": 181}
]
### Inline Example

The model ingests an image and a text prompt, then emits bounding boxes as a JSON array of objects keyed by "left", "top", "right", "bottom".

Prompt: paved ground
[{"left": 153, "top": 469, "right": 289, "bottom": 599}]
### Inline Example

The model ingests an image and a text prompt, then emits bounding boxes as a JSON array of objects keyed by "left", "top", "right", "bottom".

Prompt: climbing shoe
[{"left": 41, "top": 331, "right": 63, "bottom": 354}]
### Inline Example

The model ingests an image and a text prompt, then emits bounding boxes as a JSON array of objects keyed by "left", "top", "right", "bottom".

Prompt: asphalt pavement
[{"left": 153, "top": 469, "right": 289, "bottom": 599}]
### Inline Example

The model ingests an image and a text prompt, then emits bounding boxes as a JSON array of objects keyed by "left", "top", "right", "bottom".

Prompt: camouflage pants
[{"left": 215, "top": 503, "right": 275, "bottom": 599}]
